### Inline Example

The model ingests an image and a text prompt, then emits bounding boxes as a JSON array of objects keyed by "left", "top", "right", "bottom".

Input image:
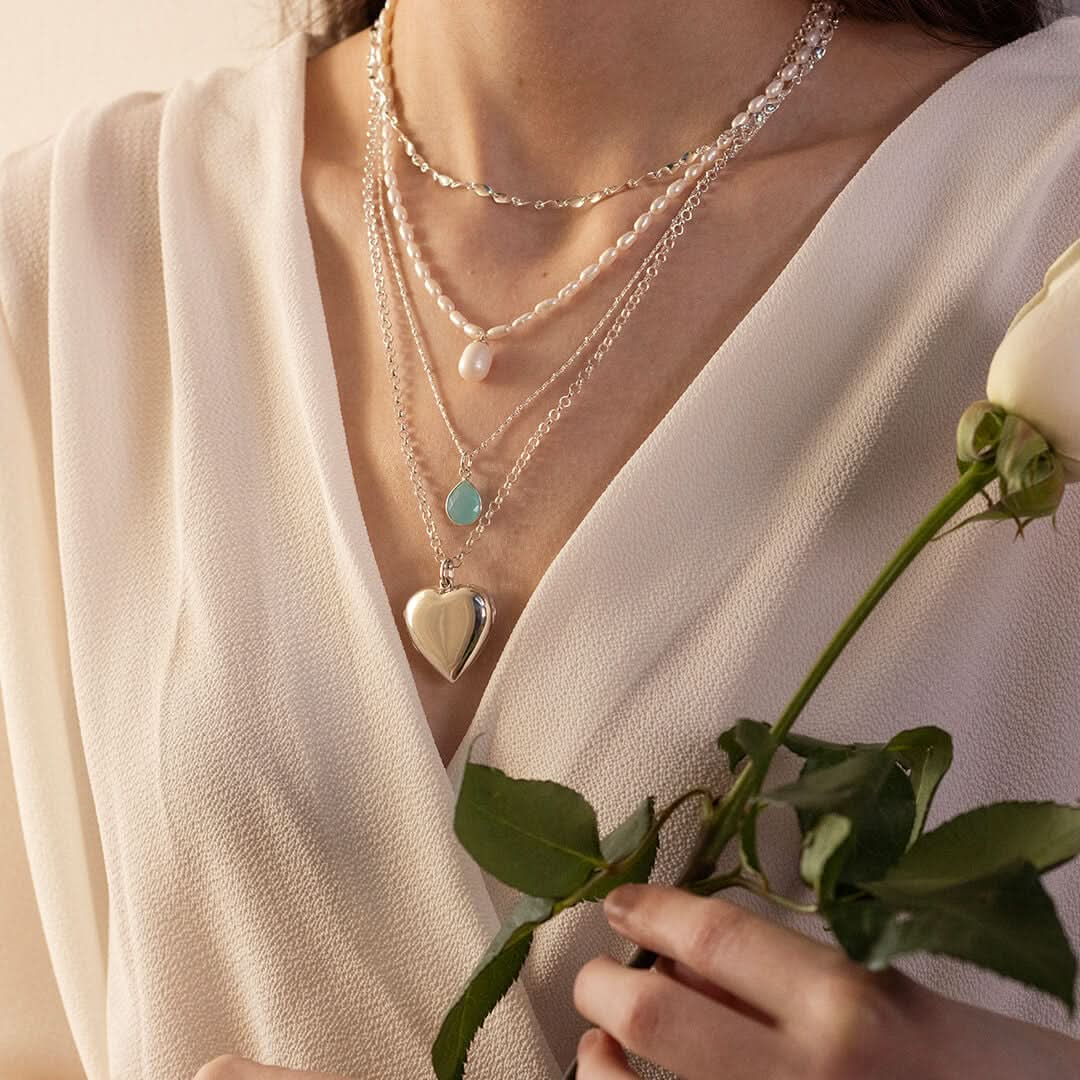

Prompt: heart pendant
[{"left": 403, "top": 584, "right": 496, "bottom": 682}]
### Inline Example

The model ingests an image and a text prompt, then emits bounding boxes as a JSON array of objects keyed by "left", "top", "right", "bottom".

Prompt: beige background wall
[
  {"left": 0, "top": 0, "right": 286, "bottom": 161},
  {"left": 2, "top": 2, "right": 1078, "bottom": 160}
]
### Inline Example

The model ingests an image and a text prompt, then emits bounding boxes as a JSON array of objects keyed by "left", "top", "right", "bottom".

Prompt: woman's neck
[{"left": 386, "top": 0, "right": 819, "bottom": 197}]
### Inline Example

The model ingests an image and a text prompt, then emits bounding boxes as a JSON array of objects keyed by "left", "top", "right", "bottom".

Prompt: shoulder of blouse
[{"left": 0, "top": 28, "right": 308, "bottom": 354}]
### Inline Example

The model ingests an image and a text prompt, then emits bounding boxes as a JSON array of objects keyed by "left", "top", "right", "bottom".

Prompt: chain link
[
  {"left": 362, "top": 3, "right": 843, "bottom": 574},
  {"left": 370, "top": 0, "right": 842, "bottom": 212}
]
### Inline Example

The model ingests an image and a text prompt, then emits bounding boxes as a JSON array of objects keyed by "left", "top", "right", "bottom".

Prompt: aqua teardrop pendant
[{"left": 446, "top": 478, "right": 483, "bottom": 526}]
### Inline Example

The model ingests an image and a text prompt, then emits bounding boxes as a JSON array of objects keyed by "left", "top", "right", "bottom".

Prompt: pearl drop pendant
[{"left": 459, "top": 338, "right": 494, "bottom": 381}]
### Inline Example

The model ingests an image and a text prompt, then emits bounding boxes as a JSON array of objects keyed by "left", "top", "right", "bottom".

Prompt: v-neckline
[{"left": 282, "top": 26, "right": 1016, "bottom": 777}]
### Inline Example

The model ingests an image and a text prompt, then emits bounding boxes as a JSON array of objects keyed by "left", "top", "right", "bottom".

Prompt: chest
[{"left": 301, "top": 132, "right": 889, "bottom": 765}]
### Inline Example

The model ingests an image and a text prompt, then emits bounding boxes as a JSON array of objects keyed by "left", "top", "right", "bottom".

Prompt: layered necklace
[{"left": 361, "top": 1, "right": 843, "bottom": 682}]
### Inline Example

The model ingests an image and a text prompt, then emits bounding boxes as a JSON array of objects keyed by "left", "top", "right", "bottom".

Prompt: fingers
[
  {"left": 576, "top": 1027, "right": 637, "bottom": 1079},
  {"left": 574, "top": 953, "right": 794, "bottom": 1080},
  {"left": 602, "top": 883, "right": 846, "bottom": 1022}
]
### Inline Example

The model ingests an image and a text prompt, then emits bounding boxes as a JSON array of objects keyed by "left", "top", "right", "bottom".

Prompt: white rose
[{"left": 986, "top": 235, "right": 1080, "bottom": 482}]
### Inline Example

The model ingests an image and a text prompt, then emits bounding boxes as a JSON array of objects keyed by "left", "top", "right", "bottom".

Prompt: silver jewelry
[
  {"left": 368, "top": 2, "right": 841, "bottom": 384},
  {"left": 371, "top": 0, "right": 839, "bottom": 213},
  {"left": 361, "top": 6, "right": 845, "bottom": 681}
]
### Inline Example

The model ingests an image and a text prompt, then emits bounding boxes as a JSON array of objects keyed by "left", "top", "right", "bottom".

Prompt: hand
[
  {"left": 573, "top": 883, "right": 1080, "bottom": 1080},
  {"left": 193, "top": 1057, "right": 350, "bottom": 1079}
]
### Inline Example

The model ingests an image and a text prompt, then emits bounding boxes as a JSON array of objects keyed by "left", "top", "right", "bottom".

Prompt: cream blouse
[{"left": 2, "top": 19, "right": 1080, "bottom": 1080}]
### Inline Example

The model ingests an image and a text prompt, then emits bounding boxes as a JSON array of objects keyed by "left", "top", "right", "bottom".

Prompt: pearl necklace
[
  {"left": 362, "top": 5, "right": 844, "bottom": 682},
  {"left": 367, "top": 3, "right": 839, "bottom": 385}
]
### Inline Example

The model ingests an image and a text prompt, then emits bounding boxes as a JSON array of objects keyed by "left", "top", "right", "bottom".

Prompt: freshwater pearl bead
[
  {"left": 805, "top": 29, "right": 822, "bottom": 46},
  {"left": 796, "top": 46, "right": 813, "bottom": 63},
  {"left": 405, "top": 241, "right": 422, "bottom": 260},
  {"left": 534, "top": 298, "right": 557, "bottom": 317},
  {"left": 616, "top": 231, "right": 638, "bottom": 251},
  {"left": 424, "top": 277, "right": 441, "bottom": 297},
  {"left": 719, "top": 133, "right": 734, "bottom": 148},
  {"left": 781, "top": 62, "right": 800, "bottom": 80},
  {"left": 732, "top": 111, "right": 750, "bottom": 128},
  {"left": 650, "top": 195, "right": 669, "bottom": 214},
  {"left": 579, "top": 263, "right": 600, "bottom": 283},
  {"left": 463, "top": 323, "right": 485, "bottom": 339},
  {"left": 392, "top": 204, "right": 408, "bottom": 223},
  {"left": 558, "top": 281, "right": 581, "bottom": 300},
  {"left": 666, "top": 178, "right": 688, "bottom": 198},
  {"left": 748, "top": 95, "right": 767, "bottom": 113},
  {"left": 766, "top": 79, "right": 785, "bottom": 98},
  {"left": 458, "top": 339, "right": 493, "bottom": 382},
  {"left": 437, "top": 294, "right": 456, "bottom": 313},
  {"left": 386, "top": 186, "right": 402, "bottom": 207},
  {"left": 383, "top": 171, "right": 395, "bottom": 189},
  {"left": 449, "top": 309, "right": 469, "bottom": 329},
  {"left": 685, "top": 163, "right": 704, "bottom": 181},
  {"left": 704, "top": 147, "right": 720, "bottom": 165},
  {"left": 633, "top": 212, "right": 652, "bottom": 234},
  {"left": 413, "top": 260, "right": 430, "bottom": 280},
  {"left": 486, "top": 324, "right": 511, "bottom": 339},
  {"left": 398, "top": 223, "right": 414, "bottom": 245},
  {"left": 598, "top": 245, "right": 619, "bottom": 267},
  {"left": 511, "top": 312, "right": 534, "bottom": 330}
]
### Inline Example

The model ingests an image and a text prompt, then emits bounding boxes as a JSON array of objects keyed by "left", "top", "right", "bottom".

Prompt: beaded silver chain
[
  {"left": 360, "top": 2, "right": 843, "bottom": 575},
  {"left": 371, "top": 0, "right": 841, "bottom": 212}
]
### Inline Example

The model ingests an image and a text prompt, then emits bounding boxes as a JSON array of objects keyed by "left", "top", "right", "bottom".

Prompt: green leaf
[
  {"left": 740, "top": 802, "right": 765, "bottom": 876},
  {"left": 454, "top": 762, "right": 604, "bottom": 897},
  {"left": 432, "top": 895, "right": 554, "bottom": 1080},
  {"left": 717, "top": 717, "right": 771, "bottom": 772},
  {"left": 768, "top": 749, "right": 915, "bottom": 884},
  {"left": 826, "top": 896, "right": 894, "bottom": 960},
  {"left": 782, "top": 731, "right": 879, "bottom": 760},
  {"left": 955, "top": 400, "right": 1005, "bottom": 463},
  {"left": 580, "top": 798, "right": 659, "bottom": 903},
  {"left": 764, "top": 749, "right": 897, "bottom": 814},
  {"left": 872, "top": 801, "right": 1080, "bottom": 891},
  {"left": 860, "top": 861, "right": 1077, "bottom": 1012},
  {"left": 800, "top": 813, "right": 854, "bottom": 903},
  {"left": 884, "top": 726, "right": 952, "bottom": 846}
]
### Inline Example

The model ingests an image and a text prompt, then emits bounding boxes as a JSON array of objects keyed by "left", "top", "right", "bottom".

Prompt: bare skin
[{"left": 299, "top": 3, "right": 987, "bottom": 770}]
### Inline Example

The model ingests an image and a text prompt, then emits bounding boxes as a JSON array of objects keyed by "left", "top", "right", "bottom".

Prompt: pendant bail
[
  {"left": 459, "top": 450, "right": 474, "bottom": 480},
  {"left": 438, "top": 558, "right": 456, "bottom": 592}
]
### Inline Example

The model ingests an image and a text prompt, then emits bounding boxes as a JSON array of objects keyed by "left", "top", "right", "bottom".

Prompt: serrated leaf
[
  {"left": 874, "top": 802, "right": 1080, "bottom": 891},
  {"left": 580, "top": 798, "right": 659, "bottom": 903},
  {"left": 884, "top": 726, "right": 952, "bottom": 846},
  {"left": 860, "top": 860, "right": 1077, "bottom": 1012},
  {"left": 432, "top": 895, "right": 554, "bottom": 1080},
  {"left": 454, "top": 762, "right": 604, "bottom": 897},
  {"left": 800, "top": 813, "right": 853, "bottom": 903},
  {"left": 717, "top": 718, "right": 770, "bottom": 772}
]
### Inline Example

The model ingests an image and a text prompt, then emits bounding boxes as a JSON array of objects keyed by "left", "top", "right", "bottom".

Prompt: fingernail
[{"left": 603, "top": 884, "right": 641, "bottom": 924}]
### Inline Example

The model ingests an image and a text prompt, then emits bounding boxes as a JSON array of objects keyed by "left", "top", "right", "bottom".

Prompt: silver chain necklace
[
  {"left": 372, "top": 0, "right": 838, "bottom": 213},
  {"left": 369, "top": 1, "right": 841, "bottom": 385},
  {"left": 361, "top": 4, "right": 844, "bottom": 682}
]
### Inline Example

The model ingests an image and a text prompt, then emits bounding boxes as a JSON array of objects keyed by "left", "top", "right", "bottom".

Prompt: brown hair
[{"left": 281, "top": 0, "right": 1064, "bottom": 52}]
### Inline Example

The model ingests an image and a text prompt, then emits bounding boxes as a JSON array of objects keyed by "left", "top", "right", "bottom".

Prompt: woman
[{"left": 2, "top": 0, "right": 1079, "bottom": 1076}]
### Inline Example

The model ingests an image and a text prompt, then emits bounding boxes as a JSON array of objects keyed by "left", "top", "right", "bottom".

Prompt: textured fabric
[{"left": 2, "top": 18, "right": 1080, "bottom": 1080}]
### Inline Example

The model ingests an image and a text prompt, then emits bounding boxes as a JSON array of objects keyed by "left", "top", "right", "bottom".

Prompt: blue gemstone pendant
[{"left": 446, "top": 478, "right": 483, "bottom": 526}]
